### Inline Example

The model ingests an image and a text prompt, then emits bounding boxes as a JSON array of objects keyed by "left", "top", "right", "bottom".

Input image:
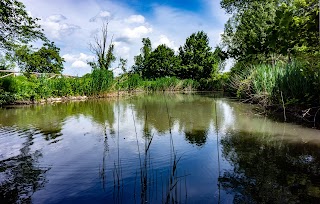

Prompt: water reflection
[
  {"left": 0, "top": 94, "right": 218, "bottom": 147},
  {"left": 131, "top": 94, "right": 215, "bottom": 147},
  {"left": 219, "top": 131, "right": 320, "bottom": 203},
  {"left": 0, "top": 129, "right": 49, "bottom": 203},
  {"left": 1, "top": 93, "right": 320, "bottom": 203}
]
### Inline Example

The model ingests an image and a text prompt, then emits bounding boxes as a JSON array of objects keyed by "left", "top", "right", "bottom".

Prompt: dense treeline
[{"left": 132, "top": 31, "right": 226, "bottom": 80}]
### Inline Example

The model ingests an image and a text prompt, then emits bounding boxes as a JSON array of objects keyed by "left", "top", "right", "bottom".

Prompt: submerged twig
[{"left": 280, "top": 91, "right": 287, "bottom": 122}]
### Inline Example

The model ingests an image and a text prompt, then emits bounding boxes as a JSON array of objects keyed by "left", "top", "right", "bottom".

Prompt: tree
[
  {"left": 15, "top": 42, "right": 64, "bottom": 73},
  {"left": 221, "top": 1, "right": 276, "bottom": 62},
  {"left": 88, "top": 21, "right": 115, "bottom": 70},
  {"left": 178, "top": 31, "right": 217, "bottom": 80},
  {"left": 0, "top": 0, "right": 46, "bottom": 50},
  {"left": 0, "top": 53, "right": 15, "bottom": 70},
  {"left": 144, "top": 44, "right": 180, "bottom": 79},
  {"left": 118, "top": 57, "right": 127, "bottom": 73},
  {"left": 221, "top": 0, "right": 319, "bottom": 64},
  {"left": 132, "top": 38, "right": 152, "bottom": 76}
]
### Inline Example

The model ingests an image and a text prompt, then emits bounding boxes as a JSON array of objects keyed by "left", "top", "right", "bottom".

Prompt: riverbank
[
  {"left": 0, "top": 69, "right": 223, "bottom": 106},
  {"left": 1, "top": 90, "right": 143, "bottom": 106}
]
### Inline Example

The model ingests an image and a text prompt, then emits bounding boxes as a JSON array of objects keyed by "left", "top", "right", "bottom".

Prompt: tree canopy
[
  {"left": 145, "top": 44, "right": 180, "bottom": 79},
  {"left": 133, "top": 32, "right": 222, "bottom": 80},
  {"left": 132, "top": 37, "right": 152, "bottom": 76},
  {"left": 0, "top": 0, "right": 46, "bottom": 50},
  {"left": 221, "top": 0, "right": 319, "bottom": 63},
  {"left": 15, "top": 42, "right": 64, "bottom": 74},
  {"left": 179, "top": 31, "right": 218, "bottom": 80}
]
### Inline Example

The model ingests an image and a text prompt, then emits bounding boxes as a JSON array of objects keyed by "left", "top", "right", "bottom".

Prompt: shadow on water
[
  {"left": 0, "top": 129, "right": 49, "bottom": 203},
  {"left": 219, "top": 130, "right": 320, "bottom": 203}
]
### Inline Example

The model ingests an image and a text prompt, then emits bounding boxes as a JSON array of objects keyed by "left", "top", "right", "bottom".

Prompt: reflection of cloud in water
[{"left": 216, "top": 100, "right": 235, "bottom": 133}]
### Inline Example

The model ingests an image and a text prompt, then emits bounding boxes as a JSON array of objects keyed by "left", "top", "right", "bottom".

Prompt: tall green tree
[
  {"left": 221, "top": 1, "right": 276, "bottom": 62},
  {"left": 132, "top": 37, "right": 152, "bottom": 76},
  {"left": 15, "top": 42, "right": 64, "bottom": 73},
  {"left": 178, "top": 31, "right": 217, "bottom": 80},
  {"left": 0, "top": 0, "right": 46, "bottom": 50},
  {"left": 145, "top": 44, "right": 180, "bottom": 79}
]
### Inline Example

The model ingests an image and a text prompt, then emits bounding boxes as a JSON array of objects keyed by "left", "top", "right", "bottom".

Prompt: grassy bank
[
  {"left": 0, "top": 69, "right": 227, "bottom": 105},
  {"left": 228, "top": 61, "right": 320, "bottom": 126},
  {"left": 0, "top": 69, "right": 113, "bottom": 105}
]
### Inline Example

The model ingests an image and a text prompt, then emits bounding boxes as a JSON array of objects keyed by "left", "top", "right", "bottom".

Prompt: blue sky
[{"left": 20, "top": 0, "right": 230, "bottom": 76}]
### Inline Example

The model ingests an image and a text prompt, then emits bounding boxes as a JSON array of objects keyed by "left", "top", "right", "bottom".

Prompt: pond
[{"left": 0, "top": 93, "right": 320, "bottom": 203}]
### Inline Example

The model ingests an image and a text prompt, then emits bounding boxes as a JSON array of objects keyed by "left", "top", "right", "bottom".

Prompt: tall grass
[
  {"left": 115, "top": 74, "right": 200, "bottom": 92},
  {"left": 229, "top": 61, "right": 320, "bottom": 107},
  {"left": 0, "top": 69, "right": 113, "bottom": 105}
]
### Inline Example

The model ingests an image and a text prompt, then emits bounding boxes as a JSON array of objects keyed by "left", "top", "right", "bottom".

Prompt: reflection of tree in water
[
  {"left": 219, "top": 131, "right": 320, "bottom": 203},
  {"left": 132, "top": 94, "right": 214, "bottom": 147},
  {"left": 0, "top": 100, "right": 116, "bottom": 141},
  {"left": 0, "top": 131, "right": 49, "bottom": 203},
  {"left": 81, "top": 100, "right": 115, "bottom": 129},
  {"left": 185, "top": 129, "right": 208, "bottom": 146}
]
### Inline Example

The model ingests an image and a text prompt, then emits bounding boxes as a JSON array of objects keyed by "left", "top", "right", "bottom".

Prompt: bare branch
[{"left": 88, "top": 20, "right": 115, "bottom": 70}]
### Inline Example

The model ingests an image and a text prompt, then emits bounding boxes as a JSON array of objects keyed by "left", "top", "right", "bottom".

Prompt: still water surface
[{"left": 0, "top": 93, "right": 320, "bottom": 203}]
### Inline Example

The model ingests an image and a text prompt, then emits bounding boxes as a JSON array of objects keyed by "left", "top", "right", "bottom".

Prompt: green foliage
[
  {"left": 116, "top": 73, "right": 143, "bottom": 91},
  {"left": 144, "top": 44, "right": 180, "bottom": 79},
  {"left": 114, "top": 74, "right": 200, "bottom": 92},
  {"left": 90, "top": 68, "right": 113, "bottom": 94},
  {"left": 229, "top": 61, "right": 320, "bottom": 106},
  {"left": 133, "top": 32, "right": 222, "bottom": 83},
  {"left": 0, "top": 0, "right": 46, "bottom": 50},
  {"left": 198, "top": 72, "right": 230, "bottom": 91},
  {"left": 179, "top": 31, "right": 218, "bottom": 80},
  {"left": 132, "top": 37, "right": 152, "bottom": 76},
  {"left": 0, "top": 69, "right": 114, "bottom": 104},
  {"left": 118, "top": 58, "right": 127, "bottom": 73},
  {"left": 221, "top": 0, "right": 319, "bottom": 63},
  {"left": 0, "top": 53, "right": 15, "bottom": 71},
  {"left": 141, "top": 77, "right": 199, "bottom": 92},
  {"left": 14, "top": 42, "right": 64, "bottom": 73}
]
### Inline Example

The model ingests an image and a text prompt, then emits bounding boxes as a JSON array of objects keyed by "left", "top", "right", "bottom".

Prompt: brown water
[{"left": 0, "top": 93, "right": 320, "bottom": 203}]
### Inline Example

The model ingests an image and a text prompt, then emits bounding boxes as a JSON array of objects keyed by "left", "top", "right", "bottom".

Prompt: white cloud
[
  {"left": 40, "top": 14, "right": 80, "bottom": 39},
  {"left": 114, "top": 42, "right": 130, "bottom": 59},
  {"left": 63, "top": 53, "right": 94, "bottom": 69},
  {"left": 125, "top": 15, "right": 145, "bottom": 24},
  {"left": 47, "top": 14, "right": 67, "bottom": 23},
  {"left": 71, "top": 60, "right": 89, "bottom": 68},
  {"left": 90, "top": 10, "right": 112, "bottom": 22},
  {"left": 154, "top": 35, "right": 178, "bottom": 52},
  {"left": 123, "top": 26, "right": 153, "bottom": 39},
  {"left": 63, "top": 53, "right": 94, "bottom": 62}
]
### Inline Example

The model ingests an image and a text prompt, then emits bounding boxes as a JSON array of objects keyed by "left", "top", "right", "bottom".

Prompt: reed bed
[{"left": 229, "top": 61, "right": 320, "bottom": 107}]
